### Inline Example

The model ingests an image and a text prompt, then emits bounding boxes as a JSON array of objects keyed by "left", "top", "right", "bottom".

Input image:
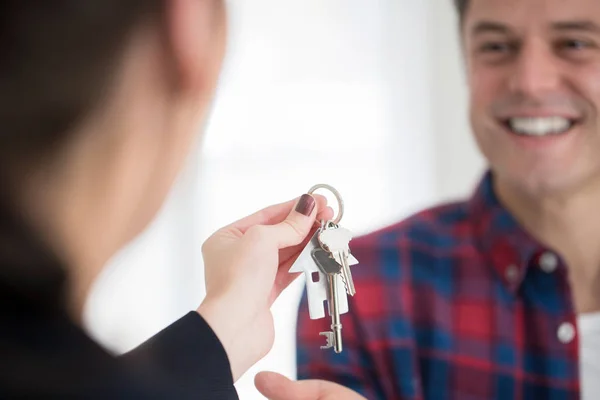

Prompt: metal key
[
  {"left": 319, "top": 224, "right": 356, "bottom": 296},
  {"left": 288, "top": 183, "right": 360, "bottom": 353},
  {"left": 311, "top": 247, "right": 343, "bottom": 353},
  {"left": 288, "top": 227, "right": 357, "bottom": 320}
]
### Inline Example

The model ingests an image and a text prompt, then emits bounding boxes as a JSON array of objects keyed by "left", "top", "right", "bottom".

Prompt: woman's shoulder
[{"left": 0, "top": 297, "right": 239, "bottom": 399}]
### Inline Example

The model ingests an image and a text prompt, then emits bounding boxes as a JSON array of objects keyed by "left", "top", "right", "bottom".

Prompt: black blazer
[{"left": 0, "top": 207, "right": 239, "bottom": 399}]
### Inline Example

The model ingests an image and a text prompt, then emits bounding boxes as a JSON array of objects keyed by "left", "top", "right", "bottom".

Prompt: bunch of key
[{"left": 289, "top": 184, "right": 359, "bottom": 353}]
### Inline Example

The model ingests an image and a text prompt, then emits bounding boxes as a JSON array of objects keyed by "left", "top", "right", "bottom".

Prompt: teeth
[{"left": 508, "top": 117, "right": 572, "bottom": 136}]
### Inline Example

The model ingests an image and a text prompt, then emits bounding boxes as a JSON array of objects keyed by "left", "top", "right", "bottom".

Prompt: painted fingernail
[{"left": 295, "top": 194, "right": 316, "bottom": 216}]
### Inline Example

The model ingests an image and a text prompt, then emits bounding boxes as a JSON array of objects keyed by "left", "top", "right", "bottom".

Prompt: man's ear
[{"left": 166, "top": 0, "right": 214, "bottom": 91}]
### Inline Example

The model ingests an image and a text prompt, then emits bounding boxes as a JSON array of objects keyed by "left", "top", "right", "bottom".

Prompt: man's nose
[{"left": 508, "top": 40, "right": 561, "bottom": 97}]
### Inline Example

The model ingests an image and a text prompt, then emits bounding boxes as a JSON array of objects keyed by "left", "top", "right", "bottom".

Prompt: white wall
[
  {"left": 429, "top": 0, "right": 485, "bottom": 201},
  {"left": 84, "top": 1, "right": 485, "bottom": 399}
]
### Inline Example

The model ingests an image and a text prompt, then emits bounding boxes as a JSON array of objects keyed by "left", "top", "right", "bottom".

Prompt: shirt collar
[{"left": 467, "top": 170, "right": 543, "bottom": 293}]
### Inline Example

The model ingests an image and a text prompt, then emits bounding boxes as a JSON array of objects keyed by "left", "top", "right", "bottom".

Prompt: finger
[
  {"left": 275, "top": 204, "right": 332, "bottom": 266},
  {"left": 271, "top": 242, "right": 315, "bottom": 304},
  {"left": 274, "top": 203, "right": 333, "bottom": 274},
  {"left": 269, "top": 264, "right": 303, "bottom": 305},
  {"left": 266, "top": 226, "right": 318, "bottom": 305},
  {"left": 254, "top": 371, "right": 317, "bottom": 400},
  {"left": 224, "top": 194, "right": 328, "bottom": 235},
  {"left": 270, "top": 270, "right": 302, "bottom": 305},
  {"left": 277, "top": 212, "right": 326, "bottom": 264},
  {"left": 264, "top": 194, "right": 319, "bottom": 249},
  {"left": 316, "top": 205, "right": 335, "bottom": 224},
  {"left": 255, "top": 372, "right": 366, "bottom": 400},
  {"left": 268, "top": 205, "right": 334, "bottom": 303}
]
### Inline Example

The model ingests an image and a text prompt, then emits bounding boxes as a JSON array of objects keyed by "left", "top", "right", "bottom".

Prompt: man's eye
[
  {"left": 478, "top": 42, "right": 513, "bottom": 53},
  {"left": 557, "top": 39, "right": 595, "bottom": 51}
]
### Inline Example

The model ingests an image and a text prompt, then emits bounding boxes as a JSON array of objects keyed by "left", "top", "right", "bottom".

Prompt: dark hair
[
  {"left": 0, "top": 1, "right": 165, "bottom": 310},
  {"left": 454, "top": 0, "right": 469, "bottom": 24},
  {"left": 0, "top": 1, "right": 163, "bottom": 165}
]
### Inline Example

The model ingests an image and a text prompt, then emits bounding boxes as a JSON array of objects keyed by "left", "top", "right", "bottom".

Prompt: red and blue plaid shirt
[{"left": 296, "top": 171, "right": 580, "bottom": 399}]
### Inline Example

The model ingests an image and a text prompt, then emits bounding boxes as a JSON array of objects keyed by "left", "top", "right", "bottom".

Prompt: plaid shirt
[{"left": 296, "top": 171, "right": 580, "bottom": 399}]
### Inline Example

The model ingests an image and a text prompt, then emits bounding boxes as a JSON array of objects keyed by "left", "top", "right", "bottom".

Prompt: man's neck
[{"left": 494, "top": 175, "right": 600, "bottom": 314}]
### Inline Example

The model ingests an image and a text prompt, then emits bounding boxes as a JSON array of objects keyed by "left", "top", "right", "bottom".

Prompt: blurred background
[{"left": 83, "top": 0, "right": 484, "bottom": 398}]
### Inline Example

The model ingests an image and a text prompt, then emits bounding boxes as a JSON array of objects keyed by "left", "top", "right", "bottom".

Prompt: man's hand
[
  {"left": 197, "top": 194, "right": 333, "bottom": 381},
  {"left": 255, "top": 371, "right": 367, "bottom": 400}
]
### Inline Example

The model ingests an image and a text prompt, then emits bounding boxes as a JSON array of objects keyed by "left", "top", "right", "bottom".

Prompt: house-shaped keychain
[{"left": 289, "top": 230, "right": 359, "bottom": 320}]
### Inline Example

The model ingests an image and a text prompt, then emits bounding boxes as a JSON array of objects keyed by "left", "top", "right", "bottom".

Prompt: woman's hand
[
  {"left": 197, "top": 194, "right": 333, "bottom": 381},
  {"left": 255, "top": 371, "right": 367, "bottom": 400}
]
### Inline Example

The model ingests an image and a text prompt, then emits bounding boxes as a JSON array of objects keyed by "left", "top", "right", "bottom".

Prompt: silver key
[
  {"left": 319, "top": 224, "right": 356, "bottom": 296},
  {"left": 289, "top": 183, "right": 360, "bottom": 353},
  {"left": 288, "top": 227, "right": 357, "bottom": 320},
  {"left": 311, "top": 248, "right": 343, "bottom": 353}
]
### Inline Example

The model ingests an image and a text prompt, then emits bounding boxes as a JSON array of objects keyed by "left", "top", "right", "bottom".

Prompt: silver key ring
[{"left": 307, "top": 184, "right": 344, "bottom": 225}]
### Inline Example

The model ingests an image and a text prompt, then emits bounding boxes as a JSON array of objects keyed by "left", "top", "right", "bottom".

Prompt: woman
[{"left": 0, "top": 1, "right": 365, "bottom": 399}]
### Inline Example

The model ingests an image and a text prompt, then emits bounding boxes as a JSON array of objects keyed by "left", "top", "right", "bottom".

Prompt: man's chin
[{"left": 496, "top": 167, "right": 600, "bottom": 201}]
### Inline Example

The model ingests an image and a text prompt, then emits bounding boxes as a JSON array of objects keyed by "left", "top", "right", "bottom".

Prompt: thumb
[
  {"left": 254, "top": 371, "right": 317, "bottom": 400},
  {"left": 255, "top": 371, "right": 366, "bottom": 400},
  {"left": 267, "top": 194, "right": 317, "bottom": 248}
]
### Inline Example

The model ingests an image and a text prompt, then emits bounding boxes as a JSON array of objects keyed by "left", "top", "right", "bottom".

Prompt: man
[{"left": 296, "top": 0, "right": 600, "bottom": 398}]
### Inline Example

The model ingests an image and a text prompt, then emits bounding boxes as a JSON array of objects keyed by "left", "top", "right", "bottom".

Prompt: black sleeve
[{"left": 120, "top": 311, "right": 239, "bottom": 400}]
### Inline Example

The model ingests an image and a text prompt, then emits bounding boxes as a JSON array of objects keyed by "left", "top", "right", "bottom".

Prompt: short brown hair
[{"left": 454, "top": 0, "right": 469, "bottom": 24}]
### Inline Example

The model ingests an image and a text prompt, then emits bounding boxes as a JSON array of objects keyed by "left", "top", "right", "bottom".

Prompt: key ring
[{"left": 307, "top": 184, "right": 344, "bottom": 225}]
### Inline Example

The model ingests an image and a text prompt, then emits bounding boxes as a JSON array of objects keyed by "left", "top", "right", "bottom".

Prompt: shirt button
[
  {"left": 539, "top": 251, "right": 558, "bottom": 273},
  {"left": 505, "top": 264, "right": 519, "bottom": 283},
  {"left": 557, "top": 322, "right": 575, "bottom": 344}
]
